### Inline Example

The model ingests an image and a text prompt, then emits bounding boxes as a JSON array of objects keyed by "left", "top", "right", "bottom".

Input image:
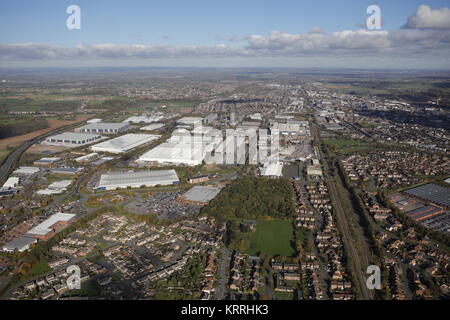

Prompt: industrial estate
[
  {"left": 0, "top": 1, "right": 449, "bottom": 307},
  {"left": 0, "top": 68, "right": 449, "bottom": 302}
]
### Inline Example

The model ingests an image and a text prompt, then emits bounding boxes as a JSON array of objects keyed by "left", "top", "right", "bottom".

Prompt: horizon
[{"left": 1, "top": 1, "right": 450, "bottom": 69}]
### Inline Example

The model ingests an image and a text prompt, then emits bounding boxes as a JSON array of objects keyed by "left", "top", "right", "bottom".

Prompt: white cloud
[
  {"left": 404, "top": 5, "right": 450, "bottom": 30},
  {"left": 2, "top": 5, "right": 450, "bottom": 64}
]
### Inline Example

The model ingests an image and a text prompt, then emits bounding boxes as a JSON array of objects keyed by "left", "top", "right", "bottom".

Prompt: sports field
[{"left": 246, "top": 219, "right": 295, "bottom": 257}]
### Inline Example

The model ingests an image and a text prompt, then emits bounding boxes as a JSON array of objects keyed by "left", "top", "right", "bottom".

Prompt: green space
[
  {"left": 62, "top": 280, "right": 101, "bottom": 298},
  {"left": 203, "top": 177, "right": 296, "bottom": 220},
  {"left": 323, "top": 137, "right": 385, "bottom": 155},
  {"left": 26, "top": 260, "right": 51, "bottom": 278},
  {"left": 246, "top": 220, "right": 295, "bottom": 257},
  {"left": 274, "top": 290, "right": 295, "bottom": 300}
]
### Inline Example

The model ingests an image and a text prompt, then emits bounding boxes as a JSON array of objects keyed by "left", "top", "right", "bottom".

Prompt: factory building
[
  {"left": 2, "top": 237, "right": 37, "bottom": 253},
  {"left": 95, "top": 169, "right": 180, "bottom": 190},
  {"left": 25, "top": 213, "right": 76, "bottom": 240},
  {"left": 176, "top": 117, "right": 203, "bottom": 126},
  {"left": 2, "top": 177, "right": 19, "bottom": 189},
  {"left": 179, "top": 186, "right": 222, "bottom": 205},
  {"left": 44, "top": 132, "right": 104, "bottom": 147},
  {"left": 33, "top": 157, "right": 61, "bottom": 167},
  {"left": 90, "top": 133, "right": 160, "bottom": 154},
  {"left": 12, "top": 166, "right": 41, "bottom": 175},
  {"left": 78, "top": 122, "right": 130, "bottom": 134},
  {"left": 140, "top": 123, "right": 165, "bottom": 131}
]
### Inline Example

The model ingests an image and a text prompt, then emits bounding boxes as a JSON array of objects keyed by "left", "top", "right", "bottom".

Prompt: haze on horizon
[{"left": 1, "top": 0, "right": 450, "bottom": 69}]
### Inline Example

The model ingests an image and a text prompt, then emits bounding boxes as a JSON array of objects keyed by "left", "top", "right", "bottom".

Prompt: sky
[{"left": 1, "top": 0, "right": 450, "bottom": 69}]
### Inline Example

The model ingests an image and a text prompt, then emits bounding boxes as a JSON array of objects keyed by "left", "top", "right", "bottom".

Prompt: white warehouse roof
[
  {"left": 26, "top": 213, "right": 76, "bottom": 237},
  {"left": 91, "top": 134, "right": 160, "bottom": 154},
  {"left": 176, "top": 117, "right": 203, "bottom": 125},
  {"left": 13, "top": 166, "right": 40, "bottom": 175},
  {"left": 138, "top": 142, "right": 206, "bottom": 166},
  {"left": 2, "top": 177, "right": 19, "bottom": 189},
  {"left": 95, "top": 169, "right": 180, "bottom": 190},
  {"left": 140, "top": 123, "right": 165, "bottom": 131}
]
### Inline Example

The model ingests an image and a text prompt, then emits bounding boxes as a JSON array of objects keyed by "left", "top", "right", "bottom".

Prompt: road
[
  {"left": 310, "top": 121, "right": 373, "bottom": 300},
  {"left": 0, "top": 120, "right": 89, "bottom": 185}
]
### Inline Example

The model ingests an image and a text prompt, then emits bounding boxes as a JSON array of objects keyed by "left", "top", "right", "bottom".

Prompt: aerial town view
[{"left": 0, "top": 0, "right": 449, "bottom": 313}]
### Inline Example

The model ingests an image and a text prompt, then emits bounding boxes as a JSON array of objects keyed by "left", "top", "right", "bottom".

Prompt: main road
[{"left": 0, "top": 120, "right": 88, "bottom": 184}]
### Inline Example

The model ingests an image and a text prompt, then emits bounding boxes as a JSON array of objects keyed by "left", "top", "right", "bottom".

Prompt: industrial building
[
  {"left": 75, "top": 152, "right": 99, "bottom": 163},
  {"left": 307, "top": 166, "right": 323, "bottom": 176},
  {"left": 140, "top": 123, "right": 165, "bottom": 131},
  {"left": 95, "top": 169, "right": 180, "bottom": 190},
  {"left": 179, "top": 186, "right": 222, "bottom": 205},
  {"left": 36, "top": 180, "right": 72, "bottom": 195},
  {"left": 50, "top": 167, "right": 83, "bottom": 175},
  {"left": 176, "top": 117, "right": 203, "bottom": 126},
  {"left": 270, "top": 121, "right": 309, "bottom": 136},
  {"left": 2, "top": 237, "right": 37, "bottom": 253},
  {"left": 2, "top": 177, "right": 19, "bottom": 189},
  {"left": 33, "top": 157, "right": 61, "bottom": 167},
  {"left": 188, "top": 175, "right": 210, "bottom": 184},
  {"left": 260, "top": 162, "right": 283, "bottom": 177},
  {"left": 203, "top": 113, "right": 218, "bottom": 124},
  {"left": 405, "top": 206, "right": 445, "bottom": 221},
  {"left": 90, "top": 134, "right": 160, "bottom": 154},
  {"left": 122, "top": 114, "right": 165, "bottom": 124},
  {"left": 12, "top": 166, "right": 40, "bottom": 175},
  {"left": 78, "top": 122, "right": 130, "bottom": 134},
  {"left": 25, "top": 213, "right": 76, "bottom": 240},
  {"left": 403, "top": 183, "right": 450, "bottom": 209},
  {"left": 43, "top": 132, "right": 104, "bottom": 147},
  {"left": 138, "top": 142, "right": 207, "bottom": 166},
  {"left": 86, "top": 118, "right": 102, "bottom": 124}
]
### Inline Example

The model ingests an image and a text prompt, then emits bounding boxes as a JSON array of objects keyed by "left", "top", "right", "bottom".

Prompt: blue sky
[{"left": 1, "top": 0, "right": 450, "bottom": 68}]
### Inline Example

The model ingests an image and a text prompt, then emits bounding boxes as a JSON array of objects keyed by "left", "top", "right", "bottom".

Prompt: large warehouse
[
  {"left": 403, "top": 183, "right": 450, "bottom": 209},
  {"left": 78, "top": 122, "right": 130, "bottom": 134},
  {"left": 43, "top": 132, "right": 105, "bottom": 147},
  {"left": 95, "top": 169, "right": 180, "bottom": 190},
  {"left": 138, "top": 142, "right": 206, "bottom": 166},
  {"left": 90, "top": 133, "right": 160, "bottom": 154}
]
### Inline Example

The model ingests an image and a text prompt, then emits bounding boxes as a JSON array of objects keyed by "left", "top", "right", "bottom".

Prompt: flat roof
[
  {"left": 47, "top": 132, "right": 102, "bottom": 141},
  {"left": 3, "top": 237, "right": 37, "bottom": 251},
  {"left": 404, "top": 183, "right": 450, "bottom": 208},
  {"left": 97, "top": 169, "right": 179, "bottom": 189},
  {"left": 176, "top": 117, "right": 203, "bottom": 125},
  {"left": 26, "top": 213, "right": 76, "bottom": 236},
  {"left": 91, "top": 134, "right": 160, "bottom": 153},
  {"left": 181, "top": 186, "right": 221, "bottom": 203},
  {"left": 138, "top": 142, "right": 206, "bottom": 165},
  {"left": 13, "top": 166, "right": 41, "bottom": 175},
  {"left": 34, "top": 157, "right": 61, "bottom": 163},
  {"left": 79, "top": 122, "right": 129, "bottom": 130},
  {"left": 140, "top": 123, "right": 165, "bottom": 131}
]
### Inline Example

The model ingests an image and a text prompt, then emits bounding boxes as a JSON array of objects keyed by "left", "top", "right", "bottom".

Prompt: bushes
[{"left": 0, "top": 119, "right": 49, "bottom": 139}]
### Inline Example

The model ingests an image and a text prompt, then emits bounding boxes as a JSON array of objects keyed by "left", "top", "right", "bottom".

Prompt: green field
[
  {"left": 323, "top": 138, "right": 385, "bottom": 155},
  {"left": 246, "top": 220, "right": 295, "bottom": 257}
]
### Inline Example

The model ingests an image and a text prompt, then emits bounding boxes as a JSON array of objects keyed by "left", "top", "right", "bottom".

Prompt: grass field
[
  {"left": 323, "top": 138, "right": 384, "bottom": 155},
  {"left": 246, "top": 219, "right": 295, "bottom": 257},
  {"left": 27, "top": 260, "right": 51, "bottom": 278}
]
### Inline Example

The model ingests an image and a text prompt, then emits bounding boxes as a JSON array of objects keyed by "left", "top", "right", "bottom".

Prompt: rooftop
[
  {"left": 181, "top": 186, "right": 222, "bottom": 203},
  {"left": 26, "top": 213, "right": 76, "bottom": 236}
]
